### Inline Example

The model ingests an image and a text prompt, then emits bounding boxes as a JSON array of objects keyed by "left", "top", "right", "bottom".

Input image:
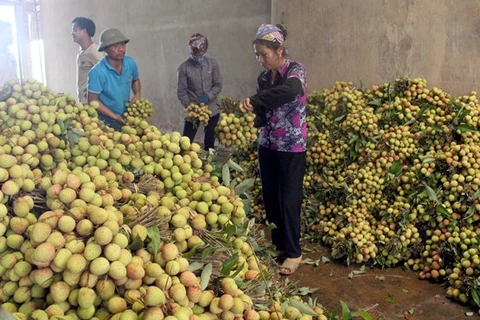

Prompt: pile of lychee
[{"left": 0, "top": 78, "right": 327, "bottom": 320}]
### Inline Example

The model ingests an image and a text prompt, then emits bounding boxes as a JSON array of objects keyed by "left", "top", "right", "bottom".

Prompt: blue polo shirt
[{"left": 88, "top": 56, "right": 139, "bottom": 128}]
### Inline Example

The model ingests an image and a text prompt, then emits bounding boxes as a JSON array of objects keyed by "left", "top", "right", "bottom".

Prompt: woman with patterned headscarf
[
  {"left": 177, "top": 33, "right": 223, "bottom": 150},
  {"left": 239, "top": 23, "right": 307, "bottom": 275}
]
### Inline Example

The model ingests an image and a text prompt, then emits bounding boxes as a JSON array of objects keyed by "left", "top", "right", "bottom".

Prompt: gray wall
[
  {"left": 273, "top": 0, "right": 480, "bottom": 95},
  {"left": 41, "top": 0, "right": 270, "bottom": 132},
  {"left": 41, "top": 0, "right": 480, "bottom": 134}
]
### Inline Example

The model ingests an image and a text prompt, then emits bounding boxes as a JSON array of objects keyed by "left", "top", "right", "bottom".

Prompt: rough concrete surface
[
  {"left": 291, "top": 242, "right": 475, "bottom": 320},
  {"left": 40, "top": 1, "right": 480, "bottom": 136}
]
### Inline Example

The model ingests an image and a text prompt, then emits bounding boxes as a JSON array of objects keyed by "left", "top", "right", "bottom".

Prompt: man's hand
[
  {"left": 130, "top": 93, "right": 140, "bottom": 103},
  {"left": 239, "top": 98, "right": 253, "bottom": 113},
  {"left": 113, "top": 114, "right": 126, "bottom": 125}
]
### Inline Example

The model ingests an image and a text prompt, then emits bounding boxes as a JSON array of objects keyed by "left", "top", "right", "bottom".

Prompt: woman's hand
[{"left": 239, "top": 98, "right": 253, "bottom": 113}]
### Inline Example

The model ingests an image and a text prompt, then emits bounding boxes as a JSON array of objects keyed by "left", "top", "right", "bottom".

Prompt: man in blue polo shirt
[{"left": 87, "top": 28, "right": 141, "bottom": 129}]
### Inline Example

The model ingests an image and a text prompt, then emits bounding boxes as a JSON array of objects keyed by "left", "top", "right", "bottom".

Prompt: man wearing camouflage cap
[{"left": 88, "top": 28, "right": 141, "bottom": 130}]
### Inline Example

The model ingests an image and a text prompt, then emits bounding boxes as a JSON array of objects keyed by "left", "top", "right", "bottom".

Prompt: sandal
[{"left": 279, "top": 256, "right": 302, "bottom": 276}]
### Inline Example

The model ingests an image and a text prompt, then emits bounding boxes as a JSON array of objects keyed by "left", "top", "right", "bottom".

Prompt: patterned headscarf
[
  {"left": 189, "top": 33, "right": 208, "bottom": 56},
  {"left": 254, "top": 24, "right": 284, "bottom": 44}
]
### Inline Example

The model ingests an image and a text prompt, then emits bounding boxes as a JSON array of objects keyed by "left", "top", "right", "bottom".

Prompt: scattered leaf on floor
[
  {"left": 349, "top": 265, "right": 367, "bottom": 278},
  {"left": 403, "top": 310, "right": 415, "bottom": 320},
  {"left": 386, "top": 294, "right": 396, "bottom": 304},
  {"left": 322, "top": 256, "right": 331, "bottom": 264},
  {"left": 402, "top": 288, "right": 410, "bottom": 294},
  {"left": 302, "top": 258, "right": 320, "bottom": 266},
  {"left": 375, "top": 276, "right": 385, "bottom": 281}
]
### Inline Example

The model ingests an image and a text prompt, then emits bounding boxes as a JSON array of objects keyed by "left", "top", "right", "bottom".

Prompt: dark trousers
[
  {"left": 258, "top": 145, "right": 306, "bottom": 258},
  {"left": 182, "top": 113, "right": 220, "bottom": 150}
]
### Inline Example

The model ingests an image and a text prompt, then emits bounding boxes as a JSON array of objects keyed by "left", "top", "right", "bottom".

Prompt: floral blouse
[{"left": 250, "top": 59, "right": 307, "bottom": 152}]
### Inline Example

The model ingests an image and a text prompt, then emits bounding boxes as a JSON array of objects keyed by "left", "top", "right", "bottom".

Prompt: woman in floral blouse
[{"left": 239, "top": 23, "right": 307, "bottom": 275}]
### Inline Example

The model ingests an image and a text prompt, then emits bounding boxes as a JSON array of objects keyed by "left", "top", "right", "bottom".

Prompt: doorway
[{"left": 0, "top": 0, "right": 46, "bottom": 84}]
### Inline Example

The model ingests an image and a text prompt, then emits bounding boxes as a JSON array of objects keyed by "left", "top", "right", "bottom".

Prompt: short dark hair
[{"left": 72, "top": 17, "right": 96, "bottom": 37}]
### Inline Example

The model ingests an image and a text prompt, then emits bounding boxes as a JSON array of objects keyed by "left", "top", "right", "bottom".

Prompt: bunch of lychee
[
  {"left": 184, "top": 103, "right": 211, "bottom": 126},
  {"left": 124, "top": 98, "right": 154, "bottom": 121}
]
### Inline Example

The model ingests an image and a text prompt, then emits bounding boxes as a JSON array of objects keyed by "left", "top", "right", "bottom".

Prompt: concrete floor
[{"left": 291, "top": 242, "right": 476, "bottom": 320}]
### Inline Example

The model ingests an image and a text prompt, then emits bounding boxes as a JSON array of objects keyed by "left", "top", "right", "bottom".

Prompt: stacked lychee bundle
[
  {"left": 124, "top": 98, "right": 154, "bottom": 122},
  {"left": 215, "top": 97, "right": 259, "bottom": 150},
  {"left": 184, "top": 103, "right": 212, "bottom": 126}
]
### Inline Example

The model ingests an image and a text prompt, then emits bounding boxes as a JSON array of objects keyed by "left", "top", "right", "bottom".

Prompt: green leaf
[
  {"left": 222, "top": 224, "right": 237, "bottom": 238},
  {"left": 423, "top": 184, "right": 437, "bottom": 202},
  {"left": 234, "top": 178, "right": 255, "bottom": 196},
  {"left": 389, "top": 161, "right": 402, "bottom": 175},
  {"left": 456, "top": 124, "right": 478, "bottom": 133},
  {"left": 368, "top": 98, "right": 382, "bottom": 108},
  {"left": 288, "top": 298, "right": 318, "bottom": 317},
  {"left": 465, "top": 206, "right": 475, "bottom": 218},
  {"left": 128, "top": 235, "right": 144, "bottom": 251},
  {"left": 303, "top": 258, "right": 320, "bottom": 266},
  {"left": 246, "top": 218, "right": 256, "bottom": 234},
  {"left": 182, "top": 246, "right": 199, "bottom": 259},
  {"left": 222, "top": 164, "right": 231, "bottom": 187},
  {"left": 65, "top": 127, "right": 86, "bottom": 147},
  {"left": 228, "top": 262, "right": 245, "bottom": 278},
  {"left": 471, "top": 289, "right": 480, "bottom": 307},
  {"left": 436, "top": 204, "right": 449, "bottom": 215},
  {"left": 334, "top": 114, "right": 346, "bottom": 122},
  {"left": 422, "top": 156, "right": 436, "bottom": 164},
  {"left": 188, "top": 261, "right": 204, "bottom": 272},
  {"left": 201, "top": 247, "right": 213, "bottom": 260},
  {"left": 473, "top": 189, "right": 480, "bottom": 200},
  {"left": 221, "top": 253, "right": 239, "bottom": 275},
  {"left": 200, "top": 263, "right": 212, "bottom": 290},
  {"left": 386, "top": 294, "right": 396, "bottom": 304},
  {"left": 57, "top": 118, "right": 66, "bottom": 133},
  {"left": 296, "top": 286, "right": 319, "bottom": 295},
  {"left": 340, "top": 300, "right": 353, "bottom": 320},
  {"left": 227, "top": 159, "right": 245, "bottom": 172},
  {"left": 146, "top": 226, "right": 160, "bottom": 255}
]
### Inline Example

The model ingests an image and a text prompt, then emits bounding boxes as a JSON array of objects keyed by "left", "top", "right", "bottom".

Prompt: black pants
[
  {"left": 182, "top": 113, "right": 220, "bottom": 150},
  {"left": 258, "top": 145, "right": 306, "bottom": 259}
]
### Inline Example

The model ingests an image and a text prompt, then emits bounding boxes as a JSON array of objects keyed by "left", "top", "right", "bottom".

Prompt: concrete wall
[
  {"left": 40, "top": 0, "right": 270, "bottom": 132},
  {"left": 41, "top": 0, "right": 480, "bottom": 134},
  {"left": 272, "top": 0, "right": 480, "bottom": 95}
]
